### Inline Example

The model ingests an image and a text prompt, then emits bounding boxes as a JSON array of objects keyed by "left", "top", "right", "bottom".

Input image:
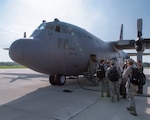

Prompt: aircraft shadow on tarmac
[
  {"left": 0, "top": 72, "right": 49, "bottom": 83},
  {"left": 0, "top": 76, "right": 100, "bottom": 120}
]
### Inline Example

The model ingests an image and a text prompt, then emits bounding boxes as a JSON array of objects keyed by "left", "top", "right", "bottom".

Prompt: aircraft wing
[
  {"left": 144, "top": 38, "right": 150, "bottom": 49},
  {"left": 112, "top": 40, "right": 135, "bottom": 50},
  {"left": 111, "top": 39, "right": 150, "bottom": 50},
  {"left": 127, "top": 52, "right": 150, "bottom": 56}
]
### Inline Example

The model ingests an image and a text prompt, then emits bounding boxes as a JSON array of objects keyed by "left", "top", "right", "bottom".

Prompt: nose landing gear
[{"left": 49, "top": 74, "right": 66, "bottom": 85}]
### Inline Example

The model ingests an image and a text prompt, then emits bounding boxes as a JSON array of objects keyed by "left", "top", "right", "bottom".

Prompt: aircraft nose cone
[
  {"left": 9, "top": 38, "right": 35, "bottom": 64},
  {"left": 9, "top": 39, "right": 25, "bottom": 62},
  {"left": 9, "top": 38, "right": 54, "bottom": 74},
  {"left": 9, "top": 38, "right": 50, "bottom": 69}
]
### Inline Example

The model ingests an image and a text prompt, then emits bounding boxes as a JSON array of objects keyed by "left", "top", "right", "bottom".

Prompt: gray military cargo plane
[{"left": 9, "top": 18, "right": 150, "bottom": 85}]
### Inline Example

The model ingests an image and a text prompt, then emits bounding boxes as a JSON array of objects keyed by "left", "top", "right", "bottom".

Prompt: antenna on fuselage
[
  {"left": 42, "top": 20, "right": 46, "bottom": 23},
  {"left": 54, "top": 18, "right": 60, "bottom": 23},
  {"left": 24, "top": 32, "right": 26, "bottom": 38}
]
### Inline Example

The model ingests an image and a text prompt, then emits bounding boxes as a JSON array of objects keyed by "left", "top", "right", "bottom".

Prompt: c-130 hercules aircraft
[{"left": 9, "top": 18, "right": 150, "bottom": 85}]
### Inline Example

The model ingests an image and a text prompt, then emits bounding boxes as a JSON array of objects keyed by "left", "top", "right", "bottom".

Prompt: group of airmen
[{"left": 88, "top": 57, "right": 145, "bottom": 116}]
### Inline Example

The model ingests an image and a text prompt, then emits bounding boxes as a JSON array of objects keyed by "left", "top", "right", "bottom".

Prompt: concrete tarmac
[{"left": 0, "top": 68, "right": 150, "bottom": 120}]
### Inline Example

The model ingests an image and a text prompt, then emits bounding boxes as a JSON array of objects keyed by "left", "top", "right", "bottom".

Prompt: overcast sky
[{"left": 0, "top": 0, "right": 150, "bottom": 62}]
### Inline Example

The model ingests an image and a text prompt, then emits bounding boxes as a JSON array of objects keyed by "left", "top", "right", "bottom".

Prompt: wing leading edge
[{"left": 111, "top": 39, "right": 150, "bottom": 50}]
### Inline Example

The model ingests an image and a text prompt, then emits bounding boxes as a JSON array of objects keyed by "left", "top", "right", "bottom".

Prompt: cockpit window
[
  {"left": 55, "top": 24, "right": 75, "bottom": 36},
  {"left": 61, "top": 25, "right": 73, "bottom": 34},
  {"left": 37, "top": 23, "right": 47, "bottom": 30},
  {"left": 45, "top": 23, "right": 55, "bottom": 30},
  {"left": 36, "top": 22, "right": 55, "bottom": 31}
]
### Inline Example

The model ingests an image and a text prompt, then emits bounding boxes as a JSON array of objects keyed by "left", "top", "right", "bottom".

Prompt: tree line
[
  {"left": 143, "top": 62, "right": 150, "bottom": 67},
  {"left": 0, "top": 62, "right": 21, "bottom": 66}
]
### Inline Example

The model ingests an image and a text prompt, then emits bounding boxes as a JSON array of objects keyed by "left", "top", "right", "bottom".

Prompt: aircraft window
[
  {"left": 45, "top": 25, "right": 55, "bottom": 30},
  {"left": 61, "top": 27, "right": 68, "bottom": 33},
  {"left": 51, "top": 26, "right": 55, "bottom": 30},
  {"left": 60, "top": 25, "right": 73, "bottom": 35},
  {"left": 37, "top": 23, "right": 46, "bottom": 30},
  {"left": 55, "top": 26, "right": 60, "bottom": 32},
  {"left": 64, "top": 39, "right": 69, "bottom": 48},
  {"left": 71, "top": 32, "right": 75, "bottom": 36},
  {"left": 67, "top": 27, "right": 73, "bottom": 34}
]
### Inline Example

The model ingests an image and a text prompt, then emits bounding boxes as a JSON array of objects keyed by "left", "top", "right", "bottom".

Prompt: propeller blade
[
  {"left": 119, "top": 24, "right": 123, "bottom": 40},
  {"left": 137, "top": 19, "right": 142, "bottom": 38},
  {"left": 137, "top": 51, "right": 143, "bottom": 63}
]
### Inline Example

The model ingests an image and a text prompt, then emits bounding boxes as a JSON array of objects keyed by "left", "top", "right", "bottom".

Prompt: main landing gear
[{"left": 49, "top": 74, "right": 66, "bottom": 85}]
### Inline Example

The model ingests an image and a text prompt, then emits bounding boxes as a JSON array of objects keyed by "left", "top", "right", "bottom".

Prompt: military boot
[
  {"left": 127, "top": 106, "right": 133, "bottom": 111},
  {"left": 130, "top": 107, "right": 137, "bottom": 116},
  {"left": 127, "top": 106, "right": 137, "bottom": 116}
]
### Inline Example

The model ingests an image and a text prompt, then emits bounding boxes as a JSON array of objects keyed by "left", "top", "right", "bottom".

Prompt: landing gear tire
[
  {"left": 49, "top": 75, "right": 66, "bottom": 86},
  {"left": 55, "top": 75, "right": 66, "bottom": 85},
  {"left": 49, "top": 75, "right": 56, "bottom": 85}
]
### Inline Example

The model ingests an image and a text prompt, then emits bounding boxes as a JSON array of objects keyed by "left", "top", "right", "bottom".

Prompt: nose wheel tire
[
  {"left": 49, "top": 75, "right": 56, "bottom": 85},
  {"left": 56, "top": 75, "right": 66, "bottom": 85},
  {"left": 49, "top": 75, "right": 66, "bottom": 86}
]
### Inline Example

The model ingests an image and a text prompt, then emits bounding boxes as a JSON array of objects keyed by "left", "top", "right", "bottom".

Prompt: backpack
[
  {"left": 140, "top": 72, "right": 146, "bottom": 85},
  {"left": 108, "top": 67, "right": 119, "bottom": 82},
  {"left": 97, "top": 65, "right": 105, "bottom": 79},
  {"left": 130, "top": 68, "right": 141, "bottom": 85}
]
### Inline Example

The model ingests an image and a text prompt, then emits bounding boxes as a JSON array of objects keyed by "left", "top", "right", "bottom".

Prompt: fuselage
[{"left": 9, "top": 19, "right": 127, "bottom": 76}]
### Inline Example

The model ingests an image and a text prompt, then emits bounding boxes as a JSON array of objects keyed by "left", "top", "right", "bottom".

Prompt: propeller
[
  {"left": 117, "top": 19, "right": 150, "bottom": 63},
  {"left": 135, "top": 19, "right": 145, "bottom": 63}
]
